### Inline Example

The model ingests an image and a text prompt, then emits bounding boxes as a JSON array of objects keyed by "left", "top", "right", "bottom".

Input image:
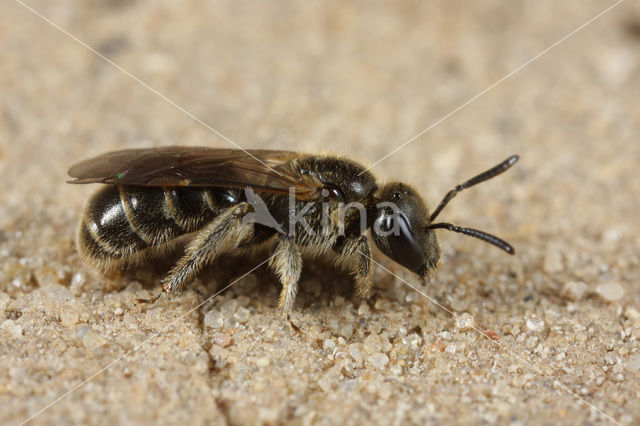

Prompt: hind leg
[
  {"left": 161, "top": 202, "right": 253, "bottom": 294},
  {"left": 269, "top": 234, "right": 302, "bottom": 313}
]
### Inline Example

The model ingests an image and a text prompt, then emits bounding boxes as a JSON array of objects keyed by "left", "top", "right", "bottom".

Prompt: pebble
[
  {"left": 213, "top": 334, "right": 233, "bottom": 347},
  {"left": 369, "top": 323, "right": 382, "bottom": 335},
  {"left": 235, "top": 295, "right": 251, "bottom": 307},
  {"left": 390, "top": 365, "right": 403, "bottom": 375},
  {"left": 60, "top": 310, "right": 79, "bottom": 327},
  {"left": 624, "top": 307, "right": 640, "bottom": 321},
  {"left": 40, "top": 284, "right": 73, "bottom": 302},
  {"left": 34, "top": 269, "right": 61, "bottom": 287},
  {"left": 0, "top": 292, "right": 10, "bottom": 311},
  {"left": 357, "top": 303, "right": 371, "bottom": 316},
  {"left": 234, "top": 307, "right": 250, "bottom": 324},
  {"left": 123, "top": 313, "right": 137, "bottom": 329},
  {"left": 367, "top": 353, "right": 389, "bottom": 370},
  {"left": 404, "top": 292, "right": 418, "bottom": 303},
  {"left": 374, "top": 298, "right": 392, "bottom": 311},
  {"left": 560, "top": 281, "right": 588, "bottom": 301},
  {"left": 626, "top": 355, "right": 640, "bottom": 373},
  {"left": 79, "top": 326, "right": 107, "bottom": 351},
  {"left": 337, "top": 323, "right": 354, "bottom": 340},
  {"left": 402, "top": 333, "right": 422, "bottom": 349},
  {"left": 482, "top": 329, "right": 499, "bottom": 340},
  {"left": 1, "top": 319, "right": 23, "bottom": 338},
  {"left": 220, "top": 299, "right": 239, "bottom": 317},
  {"left": 208, "top": 345, "right": 230, "bottom": 362},
  {"left": 349, "top": 344, "right": 363, "bottom": 364},
  {"left": 323, "top": 339, "right": 336, "bottom": 352},
  {"left": 602, "top": 227, "right": 623, "bottom": 243},
  {"left": 604, "top": 352, "right": 617, "bottom": 365},
  {"left": 575, "top": 332, "right": 587, "bottom": 343},
  {"left": 439, "top": 331, "right": 451, "bottom": 341},
  {"left": 70, "top": 273, "right": 86, "bottom": 295},
  {"left": 363, "top": 334, "right": 382, "bottom": 355},
  {"left": 455, "top": 313, "right": 475, "bottom": 330},
  {"left": 595, "top": 281, "right": 625, "bottom": 302},
  {"left": 512, "top": 373, "right": 533, "bottom": 387},
  {"left": 204, "top": 310, "right": 225, "bottom": 329},
  {"left": 526, "top": 317, "right": 545, "bottom": 332}
]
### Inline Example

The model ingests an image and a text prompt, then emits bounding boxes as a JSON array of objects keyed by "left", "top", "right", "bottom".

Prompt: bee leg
[
  {"left": 333, "top": 236, "right": 373, "bottom": 298},
  {"left": 287, "top": 313, "right": 302, "bottom": 334},
  {"left": 162, "top": 202, "right": 253, "bottom": 294},
  {"left": 269, "top": 234, "right": 302, "bottom": 313}
]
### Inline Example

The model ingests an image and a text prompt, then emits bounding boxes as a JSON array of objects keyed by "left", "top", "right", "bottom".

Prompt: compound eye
[{"left": 321, "top": 185, "right": 345, "bottom": 201}]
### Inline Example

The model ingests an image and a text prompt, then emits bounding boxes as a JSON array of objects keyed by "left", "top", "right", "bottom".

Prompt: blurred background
[{"left": 1, "top": 0, "right": 639, "bottom": 424}]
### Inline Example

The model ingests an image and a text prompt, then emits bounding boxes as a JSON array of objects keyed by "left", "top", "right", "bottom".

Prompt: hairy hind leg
[{"left": 161, "top": 202, "right": 253, "bottom": 294}]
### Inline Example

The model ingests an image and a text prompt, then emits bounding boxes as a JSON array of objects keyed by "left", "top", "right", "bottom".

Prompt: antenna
[
  {"left": 427, "top": 154, "right": 519, "bottom": 254},
  {"left": 427, "top": 222, "right": 515, "bottom": 254},
  {"left": 429, "top": 155, "right": 519, "bottom": 222}
]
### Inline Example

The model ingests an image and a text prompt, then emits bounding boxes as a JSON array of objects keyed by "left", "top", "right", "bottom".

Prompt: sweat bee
[{"left": 68, "top": 147, "right": 518, "bottom": 311}]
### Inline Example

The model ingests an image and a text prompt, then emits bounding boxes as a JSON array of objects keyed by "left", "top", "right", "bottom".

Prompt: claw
[
  {"left": 286, "top": 313, "right": 302, "bottom": 334},
  {"left": 135, "top": 289, "right": 165, "bottom": 305}
]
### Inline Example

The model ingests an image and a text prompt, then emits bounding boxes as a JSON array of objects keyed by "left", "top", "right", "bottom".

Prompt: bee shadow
[{"left": 120, "top": 243, "right": 360, "bottom": 310}]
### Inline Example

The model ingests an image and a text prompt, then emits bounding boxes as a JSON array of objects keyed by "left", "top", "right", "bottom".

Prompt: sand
[{"left": 1, "top": 1, "right": 639, "bottom": 424}]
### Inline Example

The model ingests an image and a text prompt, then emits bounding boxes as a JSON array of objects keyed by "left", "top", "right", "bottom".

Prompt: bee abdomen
[
  {"left": 78, "top": 185, "right": 149, "bottom": 266},
  {"left": 77, "top": 185, "right": 240, "bottom": 267},
  {"left": 118, "top": 185, "right": 184, "bottom": 246},
  {"left": 163, "top": 186, "right": 218, "bottom": 232}
]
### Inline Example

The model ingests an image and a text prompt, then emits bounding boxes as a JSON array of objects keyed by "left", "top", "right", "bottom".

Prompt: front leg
[
  {"left": 269, "top": 234, "right": 302, "bottom": 313},
  {"left": 333, "top": 236, "right": 373, "bottom": 297},
  {"left": 162, "top": 202, "right": 253, "bottom": 294}
]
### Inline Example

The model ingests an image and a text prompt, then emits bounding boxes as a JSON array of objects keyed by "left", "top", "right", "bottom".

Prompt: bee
[{"left": 68, "top": 147, "right": 518, "bottom": 311}]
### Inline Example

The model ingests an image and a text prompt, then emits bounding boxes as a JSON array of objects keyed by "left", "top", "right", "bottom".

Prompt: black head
[
  {"left": 372, "top": 182, "right": 440, "bottom": 276},
  {"left": 371, "top": 155, "right": 519, "bottom": 277}
]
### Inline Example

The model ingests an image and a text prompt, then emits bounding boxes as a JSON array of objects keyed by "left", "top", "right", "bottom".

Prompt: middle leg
[{"left": 333, "top": 235, "right": 373, "bottom": 297}]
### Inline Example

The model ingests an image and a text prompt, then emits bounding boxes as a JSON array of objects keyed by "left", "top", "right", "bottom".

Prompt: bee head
[
  {"left": 371, "top": 155, "right": 519, "bottom": 276},
  {"left": 372, "top": 182, "right": 440, "bottom": 276}
]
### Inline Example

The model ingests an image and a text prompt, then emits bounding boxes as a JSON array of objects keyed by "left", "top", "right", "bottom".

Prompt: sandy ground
[{"left": 1, "top": 1, "right": 640, "bottom": 424}]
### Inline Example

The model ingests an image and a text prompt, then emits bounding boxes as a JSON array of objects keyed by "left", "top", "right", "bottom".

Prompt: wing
[{"left": 68, "top": 146, "right": 324, "bottom": 200}]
